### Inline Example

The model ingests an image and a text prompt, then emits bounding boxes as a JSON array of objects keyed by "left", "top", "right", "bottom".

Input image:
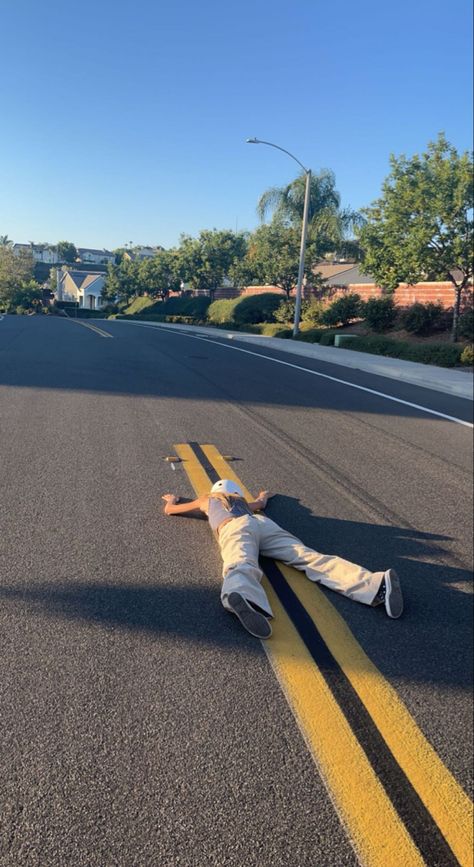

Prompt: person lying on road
[{"left": 162, "top": 479, "right": 403, "bottom": 640}]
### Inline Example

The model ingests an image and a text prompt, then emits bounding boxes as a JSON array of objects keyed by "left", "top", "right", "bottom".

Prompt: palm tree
[
  {"left": 257, "top": 170, "right": 363, "bottom": 258},
  {"left": 0, "top": 235, "right": 13, "bottom": 246}
]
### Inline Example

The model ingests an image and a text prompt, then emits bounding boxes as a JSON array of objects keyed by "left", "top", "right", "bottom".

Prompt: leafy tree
[
  {"left": 176, "top": 230, "right": 248, "bottom": 299},
  {"left": 6, "top": 280, "right": 43, "bottom": 311},
  {"left": 56, "top": 241, "right": 78, "bottom": 263},
  {"left": 0, "top": 235, "right": 13, "bottom": 247},
  {"left": 246, "top": 223, "right": 317, "bottom": 298},
  {"left": 0, "top": 246, "right": 34, "bottom": 305},
  {"left": 359, "top": 133, "right": 474, "bottom": 341},
  {"left": 103, "top": 260, "right": 140, "bottom": 303},
  {"left": 257, "top": 169, "right": 362, "bottom": 258},
  {"left": 138, "top": 250, "right": 182, "bottom": 300}
]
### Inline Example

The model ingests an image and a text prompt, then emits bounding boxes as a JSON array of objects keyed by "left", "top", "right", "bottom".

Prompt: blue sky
[{"left": 1, "top": 0, "right": 472, "bottom": 250}]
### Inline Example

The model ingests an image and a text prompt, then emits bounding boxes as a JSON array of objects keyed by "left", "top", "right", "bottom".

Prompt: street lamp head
[{"left": 246, "top": 137, "right": 260, "bottom": 144}]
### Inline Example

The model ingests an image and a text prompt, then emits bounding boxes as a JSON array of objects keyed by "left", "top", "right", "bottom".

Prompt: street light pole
[{"left": 246, "top": 137, "right": 311, "bottom": 337}]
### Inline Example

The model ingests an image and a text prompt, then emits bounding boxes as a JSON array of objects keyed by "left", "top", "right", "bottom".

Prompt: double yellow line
[
  {"left": 65, "top": 317, "right": 113, "bottom": 338},
  {"left": 174, "top": 442, "right": 473, "bottom": 867}
]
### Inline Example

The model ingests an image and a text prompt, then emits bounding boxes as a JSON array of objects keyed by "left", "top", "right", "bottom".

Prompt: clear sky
[{"left": 1, "top": 0, "right": 472, "bottom": 250}]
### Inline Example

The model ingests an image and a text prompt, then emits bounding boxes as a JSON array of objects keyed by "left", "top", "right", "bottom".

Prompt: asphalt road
[{"left": 0, "top": 314, "right": 472, "bottom": 867}]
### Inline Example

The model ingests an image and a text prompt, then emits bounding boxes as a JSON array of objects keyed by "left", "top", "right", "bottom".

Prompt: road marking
[
  {"left": 118, "top": 321, "right": 472, "bottom": 427},
  {"left": 201, "top": 445, "right": 473, "bottom": 866},
  {"left": 177, "top": 442, "right": 473, "bottom": 866},
  {"left": 278, "top": 562, "right": 474, "bottom": 867},
  {"left": 174, "top": 442, "right": 428, "bottom": 866},
  {"left": 64, "top": 317, "right": 114, "bottom": 338}
]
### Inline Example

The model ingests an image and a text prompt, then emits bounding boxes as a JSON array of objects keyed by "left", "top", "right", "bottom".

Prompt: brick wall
[{"left": 213, "top": 281, "right": 472, "bottom": 309}]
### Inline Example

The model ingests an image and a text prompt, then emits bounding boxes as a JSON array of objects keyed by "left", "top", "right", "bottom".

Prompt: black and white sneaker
[
  {"left": 378, "top": 569, "right": 403, "bottom": 619},
  {"left": 227, "top": 592, "right": 272, "bottom": 639}
]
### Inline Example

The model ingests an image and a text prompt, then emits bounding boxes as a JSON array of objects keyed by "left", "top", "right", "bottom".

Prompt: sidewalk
[{"left": 112, "top": 319, "right": 474, "bottom": 401}]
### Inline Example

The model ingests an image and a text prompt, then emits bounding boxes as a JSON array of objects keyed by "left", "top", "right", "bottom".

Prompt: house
[
  {"left": 122, "top": 246, "right": 164, "bottom": 262},
  {"left": 77, "top": 248, "right": 116, "bottom": 265},
  {"left": 56, "top": 269, "right": 106, "bottom": 310},
  {"left": 13, "top": 243, "right": 60, "bottom": 264}
]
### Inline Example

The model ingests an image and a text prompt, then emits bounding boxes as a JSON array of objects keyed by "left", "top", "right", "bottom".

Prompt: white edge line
[{"left": 112, "top": 321, "right": 473, "bottom": 429}]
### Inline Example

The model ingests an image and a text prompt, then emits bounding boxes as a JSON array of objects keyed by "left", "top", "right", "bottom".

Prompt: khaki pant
[{"left": 218, "top": 514, "right": 384, "bottom": 617}]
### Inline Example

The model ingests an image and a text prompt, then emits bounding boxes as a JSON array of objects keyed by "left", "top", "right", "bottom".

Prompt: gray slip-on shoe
[
  {"left": 227, "top": 592, "right": 272, "bottom": 639},
  {"left": 383, "top": 569, "right": 404, "bottom": 619}
]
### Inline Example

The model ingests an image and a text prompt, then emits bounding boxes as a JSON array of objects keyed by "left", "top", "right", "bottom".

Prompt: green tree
[
  {"left": 7, "top": 280, "right": 43, "bottom": 311},
  {"left": 0, "top": 235, "right": 13, "bottom": 247},
  {"left": 138, "top": 250, "right": 182, "bottom": 300},
  {"left": 176, "top": 230, "right": 248, "bottom": 299},
  {"left": 0, "top": 246, "right": 35, "bottom": 306},
  {"left": 246, "top": 223, "right": 317, "bottom": 298},
  {"left": 56, "top": 241, "right": 78, "bottom": 263},
  {"left": 103, "top": 260, "right": 140, "bottom": 303},
  {"left": 359, "top": 133, "right": 474, "bottom": 341},
  {"left": 257, "top": 169, "right": 362, "bottom": 258}
]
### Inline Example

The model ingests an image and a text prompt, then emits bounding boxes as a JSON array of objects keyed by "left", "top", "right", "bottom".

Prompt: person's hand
[
  {"left": 162, "top": 494, "right": 179, "bottom": 514},
  {"left": 257, "top": 490, "right": 273, "bottom": 505}
]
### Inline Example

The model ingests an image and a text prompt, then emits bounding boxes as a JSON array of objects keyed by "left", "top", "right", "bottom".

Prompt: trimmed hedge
[
  {"left": 138, "top": 296, "right": 212, "bottom": 317},
  {"left": 208, "top": 293, "right": 283, "bottom": 326},
  {"left": 337, "top": 335, "right": 463, "bottom": 367},
  {"left": 124, "top": 296, "right": 154, "bottom": 315},
  {"left": 294, "top": 328, "right": 329, "bottom": 343}
]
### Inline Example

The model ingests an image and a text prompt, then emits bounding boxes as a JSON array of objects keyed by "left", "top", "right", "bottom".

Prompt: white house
[
  {"left": 56, "top": 270, "right": 106, "bottom": 310},
  {"left": 77, "top": 248, "right": 116, "bottom": 265},
  {"left": 13, "top": 243, "right": 60, "bottom": 264}
]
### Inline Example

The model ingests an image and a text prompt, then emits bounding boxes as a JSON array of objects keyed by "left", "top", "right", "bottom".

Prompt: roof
[
  {"left": 324, "top": 264, "right": 375, "bottom": 285},
  {"left": 78, "top": 247, "right": 114, "bottom": 257},
  {"left": 313, "top": 262, "right": 357, "bottom": 280},
  {"left": 61, "top": 270, "right": 105, "bottom": 290}
]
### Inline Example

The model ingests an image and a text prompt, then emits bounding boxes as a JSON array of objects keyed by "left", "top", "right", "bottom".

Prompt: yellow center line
[
  {"left": 199, "top": 444, "right": 473, "bottom": 867},
  {"left": 64, "top": 317, "right": 114, "bottom": 338},
  {"left": 174, "top": 442, "right": 426, "bottom": 867},
  {"left": 279, "top": 564, "right": 473, "bottom": 867}
]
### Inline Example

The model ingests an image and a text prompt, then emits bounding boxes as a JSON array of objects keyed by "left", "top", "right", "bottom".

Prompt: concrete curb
[{"left": 110, "top": 319, "right": 474, "bottom": 401}]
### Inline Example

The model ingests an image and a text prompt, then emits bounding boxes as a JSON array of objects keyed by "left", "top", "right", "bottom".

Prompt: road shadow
[
  {"left": 1, "top": 496, "right": 472, "bottom": 689},
  {"left": 264, "top": 495, "right": 473, "bottom": 689},
  {"left": 0, "top": 315, "right": 471, "bottom": 422}
]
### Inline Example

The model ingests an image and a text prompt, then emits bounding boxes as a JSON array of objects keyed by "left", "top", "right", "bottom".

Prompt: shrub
[
  {"left": 274, "top": 299, "right": 295, "bottom": 323},
  {"left": 208, "top": 293, "right": 282, "bottom": 326},
  {"left": 294, "top": 328, "right": 328, "bottom": 343},
  {"left": 207, "top": 299, "right": 236, "bottom": 324},
  {"left": 319, "top": 331, "right": 338, "bottom": 346},
  {"left": 321, "top": 293, "right": 362, "bottom": 327},
  {"left": 458, "top": 308, "right": 474, "bottom": 341},
  {"left": 259, "top": 323, "right": 292, "bottom": 337},
  {"left": 232, "top": 293, "right": 283, "bottom": 324},
  {"left": 460, "top": 345, "right": 474, "bottom": 365},
  {"left": 301, "top": 298, "right": 326, "bottom": 325},
  {"left": 401, "top": 302, "right": 446, "bottom": 335},
  {"left": 339, "top": 335, "right": 463, "bottom": 367},
  {"left": 124, "top": 296, "right": 154, "bottom": 315},
  {"left": 143, "top": 295, "right": 212, "bottom": 318},
  {"left": 363, "top": 296, "right": 397, "bottom": 332}
]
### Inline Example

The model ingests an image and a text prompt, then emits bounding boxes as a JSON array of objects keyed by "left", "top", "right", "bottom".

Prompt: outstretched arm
[
  {"left": 247, "top": 491, "right": 273, "bottom": 512},
  {"left": 162, "top": 494, "right": 208, "bottom": 516}
]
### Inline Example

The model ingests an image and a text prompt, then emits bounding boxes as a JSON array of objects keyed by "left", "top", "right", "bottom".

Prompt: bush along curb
[
  {"left": 336, "top": 334, "right": 465, "bottom": 367},
  {"left": 111, "top": 315, "right": 470, "bottom": 368}
]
